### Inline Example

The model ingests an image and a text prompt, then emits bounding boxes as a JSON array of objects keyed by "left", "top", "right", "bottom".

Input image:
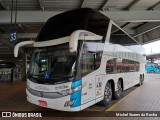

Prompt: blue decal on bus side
[
  {"left": 71, "top": 79, "right": 82, "bottom": 88},
  {"left": 70, "top": 80, "right": 82, "bottom": 108}
]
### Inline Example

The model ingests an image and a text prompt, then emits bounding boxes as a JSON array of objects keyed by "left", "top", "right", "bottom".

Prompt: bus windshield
[{"left": 29, "top": 43, "right": 77, "bottom": 84}]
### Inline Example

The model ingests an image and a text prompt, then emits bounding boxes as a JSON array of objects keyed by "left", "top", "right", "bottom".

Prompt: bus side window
[
  {"left": 122, "top": 59, "right": 140, "bottom": 72},
  {"left": 95, "top": 52, "right": 102, "bottom": 69},
  {"left": 80, "top": 42, "right": 95, "bottom": 76},
  {"left": 95, "top": 41, "right": 104, "bottom": 69},
  {"left": 116, "top": 58, "right": 124, "bottom": 73},
  {"left": 106, "top": 59, "right": 115, "bottom": 74},
  {"left": 80, "top": 41, "right": 104, "bottom": 76},
  {"left": 80, "top": 53, "right": 95, "bottom": 76}
]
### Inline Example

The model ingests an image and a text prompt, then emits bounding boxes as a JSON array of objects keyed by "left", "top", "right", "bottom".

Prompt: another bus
[
  {"left": 146, "top": 62, "right": 160, "bottom": 73},
  {"left": 0, "top": 62, "right": 14, "bottom": 81},
  {"left": 14, "top": 8, "right": 146, "bottom": 111}
]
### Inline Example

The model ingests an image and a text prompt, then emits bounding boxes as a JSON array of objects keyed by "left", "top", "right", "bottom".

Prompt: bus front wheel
[{"left": 101, "top": 82, "right": 112, "bottom": 106}]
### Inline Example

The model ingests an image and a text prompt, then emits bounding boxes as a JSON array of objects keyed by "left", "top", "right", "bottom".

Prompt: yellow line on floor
[{"left": 105, "top": 86, "right": 141, "bottom": 111}]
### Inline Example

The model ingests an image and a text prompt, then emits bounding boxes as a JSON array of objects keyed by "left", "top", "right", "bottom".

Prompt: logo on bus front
[
  {"left": 55, "top": 85, "right": 69, "bottom": 90},
  {"left": 39, "top": 92, "right": 44, "bottom": 97},
  {"left": 35, "top": 86, "right": 50, "bottom": 91}
]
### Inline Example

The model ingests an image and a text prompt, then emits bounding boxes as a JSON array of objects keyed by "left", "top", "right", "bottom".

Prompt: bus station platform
[{"left": 0, "top": 74, "right": 160, "bottom": 120}]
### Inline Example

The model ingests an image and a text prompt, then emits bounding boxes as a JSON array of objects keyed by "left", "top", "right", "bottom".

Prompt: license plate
[{"left": 38, "top": 100, "right": 47, "bottom": 106}]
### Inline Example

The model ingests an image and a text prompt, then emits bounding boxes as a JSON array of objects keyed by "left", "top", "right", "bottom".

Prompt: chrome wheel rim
[
  {"left": 104, "top": 85, "right": 112, "bottom": 101},
  {"left": 140, "top": 77, "right": 143, "bottom": 85}
]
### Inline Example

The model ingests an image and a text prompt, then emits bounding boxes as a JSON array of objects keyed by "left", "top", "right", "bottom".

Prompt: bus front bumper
[{"left": 26, "top": 89, "right": 81, "bottom": 111}]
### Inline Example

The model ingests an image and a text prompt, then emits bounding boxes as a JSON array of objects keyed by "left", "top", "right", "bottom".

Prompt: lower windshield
[{"left": 29, "top": 43, "right": 77, "bottom": 84}]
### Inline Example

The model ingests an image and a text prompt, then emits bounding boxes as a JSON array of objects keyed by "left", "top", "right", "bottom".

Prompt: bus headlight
[
  {"left": 60, "top": 89, "right": 72, "bottom": 96},
  {"left": 72, "top": 86, "right": 82, "bottom": 92},
  {"left": 60, "top": 85, "right": 82, "bottom": 96}
]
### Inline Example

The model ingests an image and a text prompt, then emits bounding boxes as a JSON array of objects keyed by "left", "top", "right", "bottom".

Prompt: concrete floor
[{"left": 0, "top": 74, "right": 160, "bottom": 120}]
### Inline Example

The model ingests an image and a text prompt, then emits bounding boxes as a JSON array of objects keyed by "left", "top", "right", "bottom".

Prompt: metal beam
[
  {"left": 134, "top": 27, "right": 160, "bottom": 45},
  {"left": 147, "top": 1, "right": 160, "bottom": 10},
  {"left": 1, "top": 11, "right": 160, "bottom": 23},
  {"left": 122, "top": 0, "right": 160, "bottom": 30},
  {"left": 123, "top": 0, "right": 140, "bottom": 10},
  {"left": 99, "top": 0, "right": 109, "bottom": 10},
  {"left": 0, "top": 39, "right": 14, "bottom": 48},
  {"left": 0, "top": 54, "right": 23, "bottom": 61},
  {"left": 132, "top": 1, "right": 160, "bottom": 29},
  {"left": 123, "top": 29, "right": 135, "bottom": 35},
  {"left": 39, "top": 0, "right": 44, "bottom": 11},
  {"left": 0, "top": 11, "right": 62, "bottom": 24},
  {"left": 101, "top": 11, "right": 160, "bottom": 22},
  {"left": 0, "top": 51, "right": 14, "bottom": 54},
  {"left": 1, "top": 33, "right": 38, "bottom": 39},
  {"left": 0, "top": 38, "right": 24, "bottom": 58},
  {"left": 0, "top": 48, "right": 13, "bottom": 52},
  {"left": 0, "top": 0, "right": 8, "bottom": 10},
  {"left": 0, "top": 55, "right": 14, "bottom": 58},
  {"left": 0, "top": 58, "right": 22, "bottom": 62},
  {"left": 80, "top": 0, "right": 85, "bottom": 8},
  {"left": 132, "top": 22, "right": 147, "bottom": 29},
  {"left": 120, "top": 22, "right": 130, "bottom": 28},
  {"left": 121, "top": 0, "right": 140, "bottom": 29},
  {"left": 134, "top": 22, "right": 160, "bottom": 37},
  {"left": 134, "top": 1, "right": 160, "bottom": 29},
  {"left": 132, "top": 1, "right": 160, "bottom": 34}
]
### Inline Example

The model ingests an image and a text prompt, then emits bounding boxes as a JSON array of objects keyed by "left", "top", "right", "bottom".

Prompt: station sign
[{"left": 10, "top": 27, "right": 18, "bottom": 45}]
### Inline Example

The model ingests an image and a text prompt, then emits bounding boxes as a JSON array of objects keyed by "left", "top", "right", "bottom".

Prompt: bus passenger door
[
  {"left": 81, "top": 72, "right": 96, "bottom": 109},
  {"left": 80, "top": 42, "right": 97, "bottom": 109}
]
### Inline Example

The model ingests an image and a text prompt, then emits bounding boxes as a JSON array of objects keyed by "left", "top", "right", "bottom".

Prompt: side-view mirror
[
  {"left": 14, "top": 41, "right": 34, "bottom": 57},
  {"left": 69, "top": 30, "right": 102, "bottom": 52}
]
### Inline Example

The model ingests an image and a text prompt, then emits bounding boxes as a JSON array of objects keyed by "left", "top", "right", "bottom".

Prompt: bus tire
[
  {"left": 114, "top": 80, "right": 122, "bottom": 100},
  {"left": 150, "top": 70, "right": 154, "bottom": 73},
  {"left": 138, "top": 75, "right": 143, "bottom": 86},
  {"left": 142, "top": 74, "right": 144, "bottom": 82},
  {"left": 100, "top": 82, "right": 112, "bottom": 106}
]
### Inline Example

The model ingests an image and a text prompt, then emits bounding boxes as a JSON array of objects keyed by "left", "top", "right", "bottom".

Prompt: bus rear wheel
[
  {"left": 101, "top": 82, "right": 112, "bottom": 106},
  {"left": 114, "top": 80, "right": 122, "bottom": 100},
  {"left": 138, "top": 75, "right": 143, "bottom": 86}
]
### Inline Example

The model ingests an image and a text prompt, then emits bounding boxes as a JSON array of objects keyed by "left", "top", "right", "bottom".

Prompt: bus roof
[{"left": 36, "top": 8, "right": 110, "bottom": 42}]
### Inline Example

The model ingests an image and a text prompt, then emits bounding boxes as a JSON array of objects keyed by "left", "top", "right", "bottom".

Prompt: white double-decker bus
[{"left": 14, "top": 8, "right": 146, "bottom": 111}]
